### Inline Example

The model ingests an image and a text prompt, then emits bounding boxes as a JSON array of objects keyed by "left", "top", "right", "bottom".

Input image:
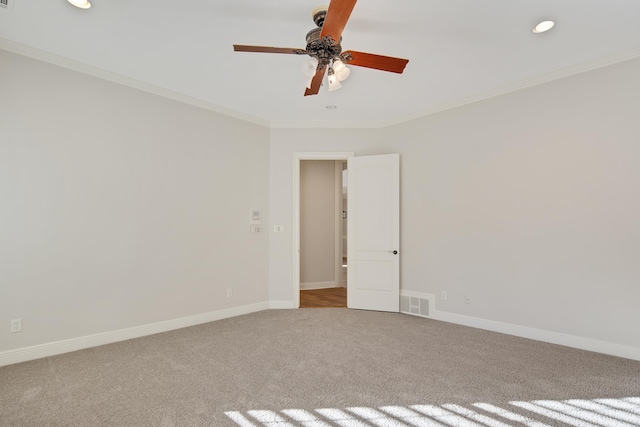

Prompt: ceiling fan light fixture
[
  {"left": 336, "top": 67, "right": 350, "bottom": 82},
  {"left": 327, "top": 68, "right": 342, "bottom": 91},
  {"left": 302, "top": 57, "right": 319, "bottom": 77},
  {"left": 533, "top": 20, "right": 555, "bottom": 33},
  {"left": 67, "top": 0, "right": 91, "bottom": 9},
  {"left": 233, "top": 3, "right": 410, "bottom": 97},
  {"left": 328, "top": 77, "right": 342, "bottom": 91},
  {"left": 332, "top": 59, "right": 351, "bottom": 81}
]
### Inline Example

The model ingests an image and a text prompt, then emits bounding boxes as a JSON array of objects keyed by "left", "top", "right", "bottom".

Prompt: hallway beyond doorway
[{"left": 300, "top": 287, "right": 346, "bottom": 308}]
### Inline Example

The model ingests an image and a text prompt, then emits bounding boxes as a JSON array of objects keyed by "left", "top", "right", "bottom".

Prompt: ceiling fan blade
[
  {"left": 320, "top": 0, "right": 357, "bottom": 43},
  {"left": 342, "top": 50, "right": 409, "bottom": 74},
  {"left": 304, "top": 66, "right": 327, "bottom": 96},
  {"left": 233, "top": 45, "right": 302, "bottom": 55}
]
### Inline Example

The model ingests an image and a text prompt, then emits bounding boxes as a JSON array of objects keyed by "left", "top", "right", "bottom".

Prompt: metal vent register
[{"left": 400, "top": 295, "right": 431, "bottom": 318}]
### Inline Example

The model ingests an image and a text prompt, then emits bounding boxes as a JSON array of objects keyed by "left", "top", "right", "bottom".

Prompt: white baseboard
[
  {"left": 268, "top": 300, "right": 297, "bottom": 309},
  {"left": 0, "top": 302, "right": 269, "bottom": 367},
  {"left": 4, "top": 298, "right": 638, "bottom": 367},
  {"left": 300, "top": 281, "right": 338, "bottom": 290},
  {"left": 431, "top": 310, "right": 640, "bottom": 362}
]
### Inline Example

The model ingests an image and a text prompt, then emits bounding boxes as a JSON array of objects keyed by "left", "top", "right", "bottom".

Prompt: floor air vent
[{"left": 400, "top": 293, "right": 432, "bottom": 318}]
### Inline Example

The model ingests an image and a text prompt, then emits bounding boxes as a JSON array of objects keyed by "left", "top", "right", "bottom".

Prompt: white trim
[
  {"left": 0, "top": 39, "right": 269, "bottom": 128},
  {"left": 431, "top": 310, "right": 640, "bottom": 362},
  {"left": 300, "top": 281, "right": 339, "bottom": 291},
  {"left": 268, "top": 300, "right": 297, "bottom": 309},
  {"left": 2, "top": 300, "right": 638, "bottom": 367},
  {"left": 271, "top": 120, "right": 387, "bottom": 129},
  {"left": 334, "top": 161, "right": 343, "bottom": 291},
  {"left": 400, "top": 290, "right": 435, "bottom": 300},
  {"left": 399, "top": 290, "right": 640, "bottom": 360},
  {"left": 292, "top": 152, "right": 355, "bottom": 309},
  {"left": 377, "top": 47, "right": 640, "bottom": 128},
  {"left": 273, "top": 47, "right": 640, "bottom": 129},
  {"left": 0, "top": 302, "right": 268, "bottom": 367},
  {"left": 5, "top": 38, "right": 639, "bottom": 130}
]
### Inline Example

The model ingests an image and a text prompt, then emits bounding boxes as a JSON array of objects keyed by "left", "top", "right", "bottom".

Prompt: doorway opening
[
  {"left": 299, "top": 160, "right": 347, "bottom": 308},
  {"left": 292, "top": 152, "right": 354, "bottom": 308}
]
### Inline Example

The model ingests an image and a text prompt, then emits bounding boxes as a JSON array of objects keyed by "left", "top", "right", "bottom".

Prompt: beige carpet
[{"left": 1, "top": 309, "right": 639, "bottom": 426}]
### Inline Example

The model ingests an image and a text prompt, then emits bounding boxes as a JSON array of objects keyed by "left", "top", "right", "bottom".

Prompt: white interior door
[{"left": 347, "top": 153, "right": 399, "bottom": 312}]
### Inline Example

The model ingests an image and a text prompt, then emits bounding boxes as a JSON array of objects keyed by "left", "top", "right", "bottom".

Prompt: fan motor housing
[
  {"left": 305, "top": 27, "right": 322, "bottom": 45},
  {"left": 304, "top": 29, "right": 342, "bottom": 66},
  {"left": 312, "top": 6, "right": 328, "bottom": 27}
]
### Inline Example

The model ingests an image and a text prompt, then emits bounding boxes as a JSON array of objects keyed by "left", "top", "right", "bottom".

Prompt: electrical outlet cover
[{"left": 10, "top": 319, "right": 22, "bottom": 333}]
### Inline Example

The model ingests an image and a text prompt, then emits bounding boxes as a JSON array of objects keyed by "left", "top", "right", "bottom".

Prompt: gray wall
[
  {"left": 2, "top": 47, "right": 639, "bottom": 360},
  {"left": 270, "top": 57, "right": 640, "bottom": 352},
  {"left": 0, "top": 50, "right": 270, "bottom": 353},
  {"left": 392, "top": 58, "right": 640, "bottom": 348}
]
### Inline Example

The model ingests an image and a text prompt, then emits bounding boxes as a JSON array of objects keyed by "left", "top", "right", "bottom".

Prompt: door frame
[{"left": 292, "top": 152, "right": 354, "bottom": 308}]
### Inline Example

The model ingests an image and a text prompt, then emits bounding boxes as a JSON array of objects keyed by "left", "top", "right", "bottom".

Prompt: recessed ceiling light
[
  {"left": 67, "top": 0, "right": 91, "bottom": 9},
  {"left": 326, "top": 105, "right": 338, "bottom": 110},
  {"left": 533, "top": 20, "right": 555, "bottom": 34}
]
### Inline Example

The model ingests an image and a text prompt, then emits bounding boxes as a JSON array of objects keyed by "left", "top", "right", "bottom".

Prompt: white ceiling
[{"left": 2, "top": 0, "right": 640, "bottom": 128}]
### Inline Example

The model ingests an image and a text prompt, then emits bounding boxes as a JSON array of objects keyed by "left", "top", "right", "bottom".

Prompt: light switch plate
[{"left": 250, "top": 209, "right": 261, "bottom": 225}]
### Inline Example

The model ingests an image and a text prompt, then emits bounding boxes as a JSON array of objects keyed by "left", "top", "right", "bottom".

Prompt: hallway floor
[{"left": 300, "top": 287, "right": 347, "bottom": 308}]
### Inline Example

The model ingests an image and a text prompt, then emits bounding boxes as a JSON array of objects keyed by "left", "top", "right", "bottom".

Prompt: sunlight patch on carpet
[{"left": 225, "top": 396, "right": 640, "bottom": 426}]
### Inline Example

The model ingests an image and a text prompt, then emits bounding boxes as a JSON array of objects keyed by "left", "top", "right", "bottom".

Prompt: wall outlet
[
  {"left": 464, "top": 294, "right": 471, "bottom": 304},
  {"left": 11, "top": 319, "right": 22, "bottom": 333},
  {"left": 440, "top": 291, "right": 447, "bottom": 301},
  {"left": 226, "top": 289, "right": 233, "bottom": 298}
]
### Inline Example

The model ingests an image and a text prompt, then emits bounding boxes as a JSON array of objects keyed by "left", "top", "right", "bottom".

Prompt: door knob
[{"left": 389, "top": 250, "right": 398, "bottom": 255}]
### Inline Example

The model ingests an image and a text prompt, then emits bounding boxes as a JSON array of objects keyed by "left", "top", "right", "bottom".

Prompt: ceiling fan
[{"left": 233, "top": 0, "right": 409, "bottom": 96}]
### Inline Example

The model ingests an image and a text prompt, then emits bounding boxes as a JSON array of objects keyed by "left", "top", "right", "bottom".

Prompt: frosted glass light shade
[
  {"left": 302, "top": 57, "right": 319, "bottom": 77},
  {"left": 332, "top": 59, "right": 350, "bottom": 81},
  {"left": 336, "top": 67, "right": 350, "bottom": 81},
  {"left": 328, "top": 73, "right": 342, "bottom": 91}
]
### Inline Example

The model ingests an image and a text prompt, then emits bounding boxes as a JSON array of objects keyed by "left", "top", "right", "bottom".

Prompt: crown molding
[
  {"left": 379, "top": 46, "right": 640, "bottom": 128},
  {"left": 0, "top": 38, "right": 270, "bottom": 128},
  {"left": 3, "top": 37, "right": 640, "bottom": 130},
  {"left": 277, "top": 47, "right": 640, "bottom": 129},
  {"left": 269, "top": 119, "right": 386, "bottom": 129}
]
